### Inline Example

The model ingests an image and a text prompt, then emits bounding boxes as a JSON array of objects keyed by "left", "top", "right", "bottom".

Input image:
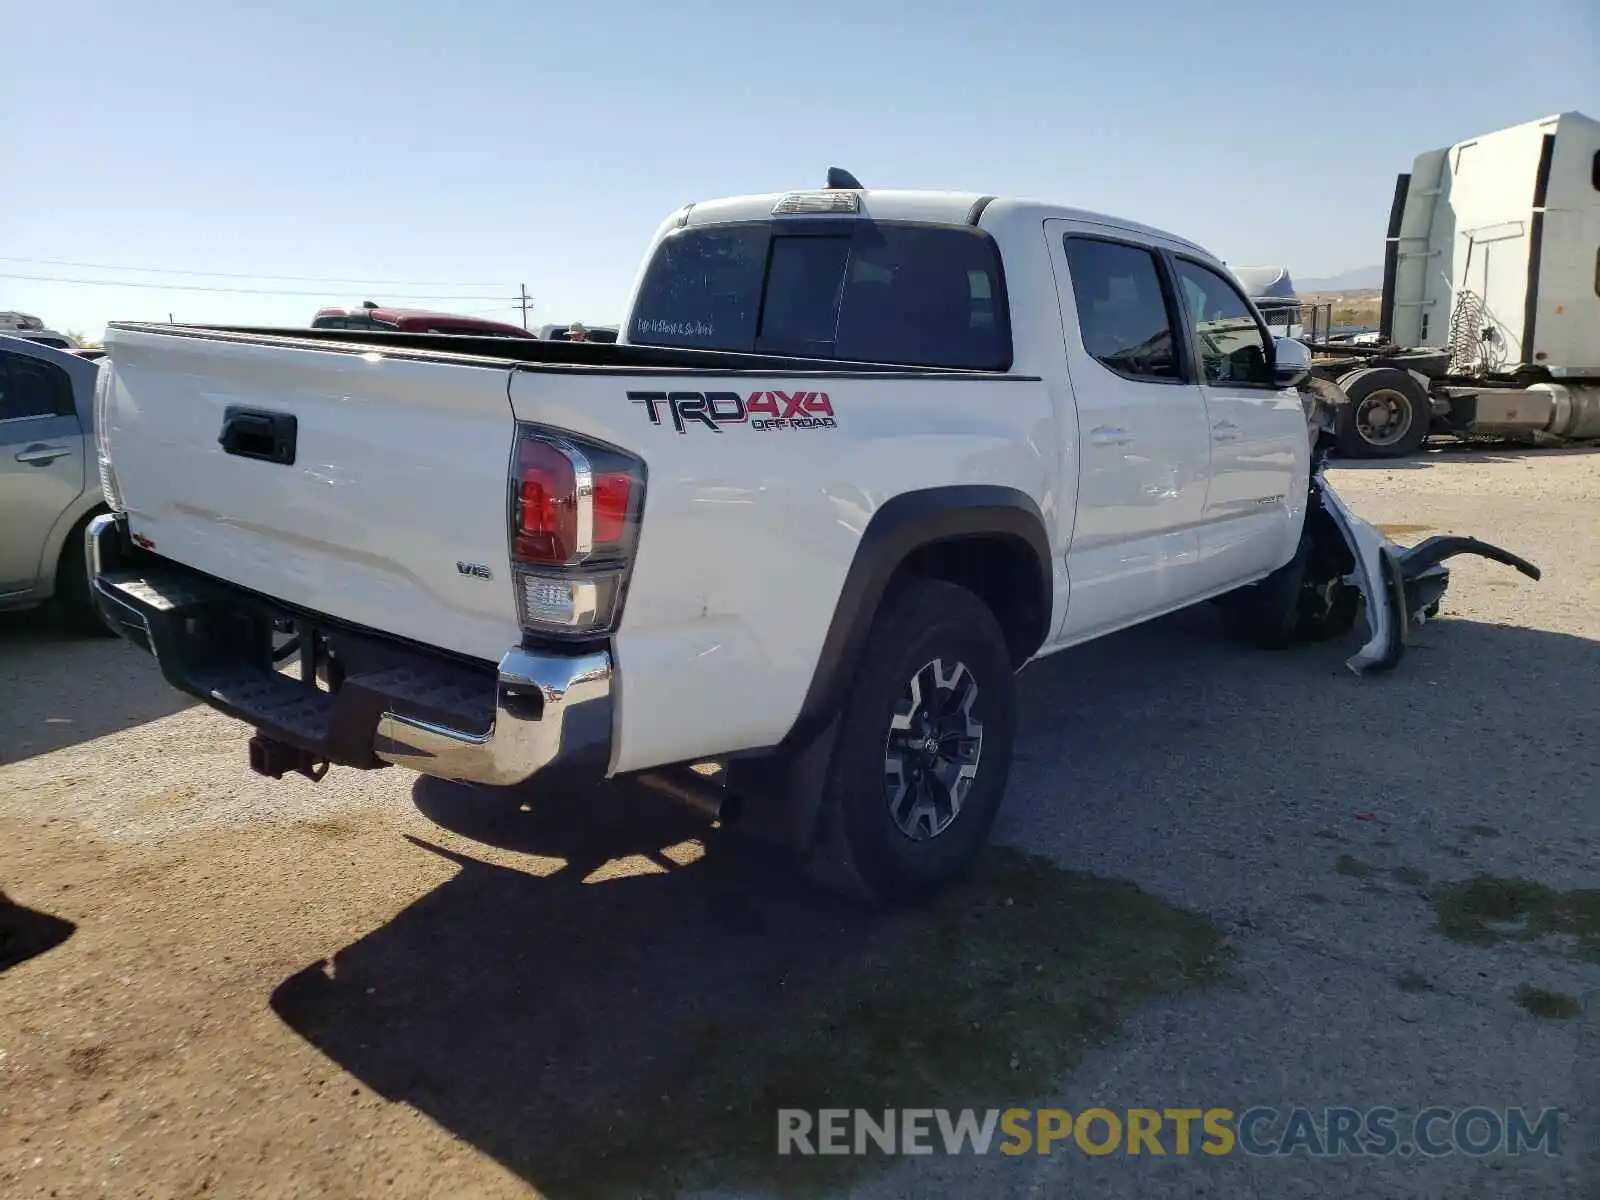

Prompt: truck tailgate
[{"left": 103, "top": 328, "right": 521, "bottom": 662}]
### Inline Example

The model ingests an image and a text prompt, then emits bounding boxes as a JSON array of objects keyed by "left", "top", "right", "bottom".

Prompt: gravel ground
[{"left": 2, "top": 444, "right": 1597, "bottom": 1199}]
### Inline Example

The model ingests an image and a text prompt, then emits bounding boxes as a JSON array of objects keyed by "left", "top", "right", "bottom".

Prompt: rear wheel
[
  {"left": 803, "top": 579, "right": 1017, "bottom": 905},
  {"left": 1334, "top": 367, "right": 1432, "bottom": 459},
  {"left": 53, "top": 512, "right": 115, "bottom": 636}
]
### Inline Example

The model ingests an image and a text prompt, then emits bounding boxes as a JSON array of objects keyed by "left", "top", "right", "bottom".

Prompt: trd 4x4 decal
[{"left": 629, "top": 390, "right": 837, "bottom": 434}]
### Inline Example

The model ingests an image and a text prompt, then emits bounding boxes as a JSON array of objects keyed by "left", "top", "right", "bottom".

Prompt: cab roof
[{"left": 678, "top": 188, "right": 1213, "bottom": 259}]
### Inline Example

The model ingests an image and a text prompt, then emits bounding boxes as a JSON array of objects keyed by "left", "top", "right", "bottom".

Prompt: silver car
[{"left": 0, "top": 334, "right": 112, "bottom": 632}]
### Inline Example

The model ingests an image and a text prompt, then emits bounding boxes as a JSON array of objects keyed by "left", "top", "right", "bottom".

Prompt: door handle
[
  {"left": 1088, "top": 426, "right": 1133, "bottom": 447},
  {"left": 14, "top": 443, "right": 73, "bottom": 466},
  {"left": 1212, "top": 421, "right": 1241, "bottom": 443}
]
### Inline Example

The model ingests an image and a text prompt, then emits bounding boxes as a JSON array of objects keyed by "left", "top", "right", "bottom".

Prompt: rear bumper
[
  {"left": 86, "top": 513, "right": 613, "bottom": 786},
  {"left": 370, "top": 650, "right": 612, "bottom": 786}
]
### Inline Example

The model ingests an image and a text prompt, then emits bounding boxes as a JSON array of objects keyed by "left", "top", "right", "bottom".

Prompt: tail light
[
  {"left": 510, "top": 427, "right": 645, "bottom": 638},
  {"left": 92, "top": 364, "right": 125, "bottom": 513}
]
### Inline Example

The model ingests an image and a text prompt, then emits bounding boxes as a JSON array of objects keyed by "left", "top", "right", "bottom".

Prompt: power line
[
  {"left": 0, "top": 254, "right": 508, "bottom": 289},
  {"left": 460, "top": 304, "right": 525, "bottom": 316},
  {"left": 0, "top": 272, "right": 515, "bottom": 301}
]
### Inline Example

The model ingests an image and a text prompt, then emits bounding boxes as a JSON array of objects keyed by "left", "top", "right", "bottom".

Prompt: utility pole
[{"left": 518, "top": 284, "right": 533, "bottom": 331}]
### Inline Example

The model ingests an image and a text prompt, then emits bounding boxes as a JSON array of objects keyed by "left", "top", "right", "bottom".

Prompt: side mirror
[{"left": 1272, "top": 336, "right": 1312, "bottom": 388}]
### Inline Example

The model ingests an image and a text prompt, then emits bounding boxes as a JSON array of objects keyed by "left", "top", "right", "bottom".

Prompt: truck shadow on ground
[
  {"left": 269, "top": 607, "right": 1595, "bottom": 1199},
  {"left": 0, "top": 610, "right": 196, "bottom": 763},
  {"left": 271, "top": 779, "right": 1230, "bottom": 1197},
  {"left": 0, "top": 889, "right": 76, "bottom": 972}
]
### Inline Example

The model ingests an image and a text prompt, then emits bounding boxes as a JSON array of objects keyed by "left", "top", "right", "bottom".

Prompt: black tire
[
  {"left": 1215, "top": 534, "right": 1311, "bottom": 650},
  {"left": 1215, "top": 516, "right": 1361, "bottom": 650},
  {"left": 803, "top": 578, "right": 1017, "bottom": 905},
  {"left": 52, "top": 512, "right": 115, "bottom": 636},
  {"left": 1334, "top": 367, "right": 1431, "bottom": 459}
]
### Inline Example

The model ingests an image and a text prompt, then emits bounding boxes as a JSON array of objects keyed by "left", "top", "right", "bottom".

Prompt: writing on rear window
[{"left": 636, "top": 318, "right": 715, "bottom": 339}]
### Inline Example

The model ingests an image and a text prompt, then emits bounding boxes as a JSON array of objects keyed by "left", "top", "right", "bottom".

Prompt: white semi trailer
[{"left": 1304, "top": 111, "right": 1600, "bottom": 459}]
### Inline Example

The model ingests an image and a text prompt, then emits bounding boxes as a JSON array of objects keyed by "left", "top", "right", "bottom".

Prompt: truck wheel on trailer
[{"left": 1334, "top": 367, "right": 1432, "bottom": 459}]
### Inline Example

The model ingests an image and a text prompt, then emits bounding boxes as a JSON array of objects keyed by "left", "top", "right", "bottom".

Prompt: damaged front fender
[{"left": 1314, "top": 472, "right": 1541, "bottom": 675}]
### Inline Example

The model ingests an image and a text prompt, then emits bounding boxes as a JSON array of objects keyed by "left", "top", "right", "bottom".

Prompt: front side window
[
  {"left": 1061, "top": 237, "right": 1182, "bottom": 382},
  {"left": 629, "top": 221, "right": 1011, "bottom": 370},
  {"left": 1173, "top": 259, "right": 1273, "bottom": 386},
  {"left": 0, "top": 352, "right": 66, "bottom": 421}
]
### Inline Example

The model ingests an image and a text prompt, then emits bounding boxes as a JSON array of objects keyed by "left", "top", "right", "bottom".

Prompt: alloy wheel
[{"left": 883, "top": 658, "right": 984, "bottom": 841}]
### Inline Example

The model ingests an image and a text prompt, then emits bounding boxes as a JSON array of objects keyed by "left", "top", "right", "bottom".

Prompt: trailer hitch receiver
[{"left": 248, "top": 734, "right": 330, "bottom": 782}]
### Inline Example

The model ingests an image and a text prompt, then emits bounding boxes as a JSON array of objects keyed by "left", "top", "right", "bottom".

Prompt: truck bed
[
  {"left": 99, "top": 320, "right": 1054, "bottom": 771},
  {"left": 124, "top": 322, "right": 1019, "bottom": 379}
]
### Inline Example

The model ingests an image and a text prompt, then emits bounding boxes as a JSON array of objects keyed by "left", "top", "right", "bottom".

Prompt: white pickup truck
[{"left": 87, "top": 174, "right": 1539, "bottom": 902}]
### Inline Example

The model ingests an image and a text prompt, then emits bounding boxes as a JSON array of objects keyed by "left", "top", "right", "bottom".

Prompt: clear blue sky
[{"left": 4, "top": 0, "right": 1596, "bottom": 340}]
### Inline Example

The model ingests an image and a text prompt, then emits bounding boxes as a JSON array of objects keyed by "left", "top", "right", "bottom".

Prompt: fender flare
[{"left": 782, "top": 484, "right": 1052, "bottom": 751}]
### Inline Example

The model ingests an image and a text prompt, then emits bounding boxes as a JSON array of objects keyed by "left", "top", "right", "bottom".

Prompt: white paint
[
  {"left": 102, "top": 329, "right": 523, "bottom": 662},
  {"left": 102, "top": 187, "right": 1315, "bottom": 779}
]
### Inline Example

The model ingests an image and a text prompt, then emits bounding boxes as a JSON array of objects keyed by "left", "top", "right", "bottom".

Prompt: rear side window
[
  {"left": 629, "top": 222, "right": 1010, "bottom": 370},
  {"left": 1061, "top": 237, "right": 1182, "bottom": 382},
  {"left": 1172, "top": 259, "right": 1274, "bottom": 387},
  {"left": 0, "top": 351, "right": 68, "bottom": 420},
  {"left": 834, "top": 226, "right": 1006, "bottom": 369}
]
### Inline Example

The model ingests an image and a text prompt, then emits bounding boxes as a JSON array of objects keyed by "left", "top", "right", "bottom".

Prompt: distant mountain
[{"left": 1297, "top": 265, "right": 1384, "bottom": 291}]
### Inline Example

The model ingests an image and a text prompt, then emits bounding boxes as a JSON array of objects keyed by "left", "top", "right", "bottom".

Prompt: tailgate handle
[{"left": 219, "top": 407, "right": 297, "bottom": 465}]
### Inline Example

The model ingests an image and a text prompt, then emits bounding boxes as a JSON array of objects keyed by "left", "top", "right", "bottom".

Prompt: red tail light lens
[
  {"left": 515, "top": 438, "right": 580, "bottom": 563},
  {"left": 592, "top": 472, "right": 632, "bottom": 547},
  {"left": 509, "top": 427, "right": 645, "bottom": 638}
]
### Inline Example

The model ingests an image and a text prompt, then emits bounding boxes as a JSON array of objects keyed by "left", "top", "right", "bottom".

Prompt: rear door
[
  {"left": 1168, "top": 256, "right": 1306, "bottom": 590},
  {"left": 103, "top": 329, "right": 522, "bottom": 662},
  {"left": 1046, "top": 224, "right": 1212, "bottom": 641},
  {"left": 0, "top": 348, "right": 85, "bottom": 596}
]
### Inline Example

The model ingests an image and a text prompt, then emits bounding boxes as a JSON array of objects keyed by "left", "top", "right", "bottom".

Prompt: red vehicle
[{"left": 311, "top": 304, "right": 536, "bottom": 338}]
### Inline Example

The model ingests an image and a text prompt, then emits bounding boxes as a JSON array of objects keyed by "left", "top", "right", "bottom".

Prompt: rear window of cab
[{"left": 629, "top": 221, "right": 1012, "bottom": 371}]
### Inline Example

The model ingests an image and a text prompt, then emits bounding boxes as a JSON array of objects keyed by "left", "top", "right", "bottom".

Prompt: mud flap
[{"left": 1315, "top": 473, "right": 1541, "bottom": 675}]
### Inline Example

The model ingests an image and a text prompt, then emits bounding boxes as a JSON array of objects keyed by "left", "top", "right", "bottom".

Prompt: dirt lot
[{"left": 3, "top": 446, "right": 1598, "bottom": 1199}]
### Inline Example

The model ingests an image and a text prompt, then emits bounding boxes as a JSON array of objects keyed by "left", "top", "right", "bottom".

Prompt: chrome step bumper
[
  {"left": 86, "top": 513, "right": 613, "bottom": 786},
  {"left": 372, "top": 647, "right": 612, "bottom": 786}
]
